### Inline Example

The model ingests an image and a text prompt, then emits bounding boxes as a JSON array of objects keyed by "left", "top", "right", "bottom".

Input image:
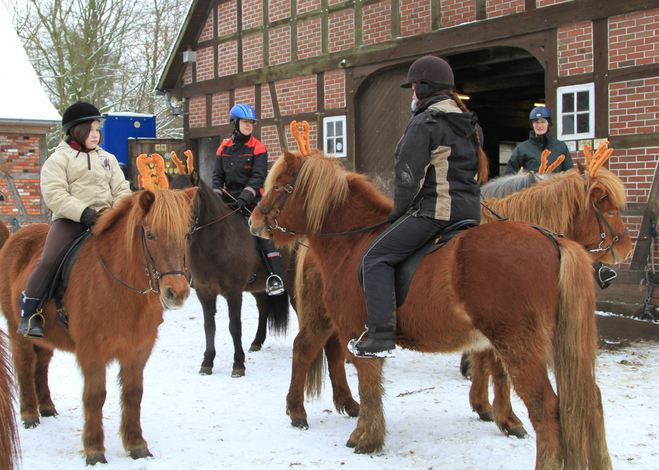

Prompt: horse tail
[
  {"left": 267, "top": 291, "right": 290, "bottom": 335},
  {"left": 555, "top": 240, "right": 611, "bottom": 469},
  {"left": 0, "top": 329, "right": 19, "bottom": 470}
]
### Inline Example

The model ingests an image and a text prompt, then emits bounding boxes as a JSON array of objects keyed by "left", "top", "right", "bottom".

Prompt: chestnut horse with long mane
[
  {"left": 0, "top": 188, "right": 197, "bottom": 466},
  {"left": 250, "top": 149, "right": 631, "bottom": 469}
]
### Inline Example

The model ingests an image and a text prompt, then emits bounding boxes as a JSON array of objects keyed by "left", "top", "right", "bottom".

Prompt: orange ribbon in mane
[
  {"left": 587, "top": 141, "right": 613, "bottom": 177},
  {"left": 290, "top": 120, "right": 311, "bottom": 155},
  {"left": 136, "top": 153, "right": 169, "bottom": 190},
  {"left": 171, "top": 150, "right": 195, "bottom": 175},
  {"left": 538, "top": 149, "right": 566, "bottom": 175}
]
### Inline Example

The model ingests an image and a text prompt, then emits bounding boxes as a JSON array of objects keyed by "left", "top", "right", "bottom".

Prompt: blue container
[{"left": 102, "top": 112, "right": 156, "bottom": 165}]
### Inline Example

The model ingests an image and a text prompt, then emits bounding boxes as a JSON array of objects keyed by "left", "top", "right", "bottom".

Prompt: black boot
[
  {"left": 349, "top": 327, "right": 396, "bottom": 358},
  {"left": 16, "top": 292, "right": 45, "bottom": 339}
]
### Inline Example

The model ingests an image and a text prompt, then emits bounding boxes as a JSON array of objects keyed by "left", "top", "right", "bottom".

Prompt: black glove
[
  {"left": 387, "top": 214, "right": 398, "bottom": 224},
  {"left": 234, "top": 198, "right": 247, "bottom": 210},
  {"left": 80, "top": 207, "right": 100, "bottom": 227}
]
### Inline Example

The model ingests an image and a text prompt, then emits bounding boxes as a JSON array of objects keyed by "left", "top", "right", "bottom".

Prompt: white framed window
[
  {"left": 557, "top": 83, "right": 595, "bottom": 140},
  {"left": 323, "top": 116, "right": 347, "bottom": 158}
]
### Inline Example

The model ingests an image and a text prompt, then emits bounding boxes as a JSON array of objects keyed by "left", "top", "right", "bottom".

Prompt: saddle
[
  {"left": 36, "top": 228, "right": 92, "bottom": 330},
  {"left": 359, "top": 219, "right": 478, "bottom": 307}
]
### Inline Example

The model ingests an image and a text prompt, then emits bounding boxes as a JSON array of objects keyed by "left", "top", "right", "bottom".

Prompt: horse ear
[
  {"left": 190, "top": 169, "right": 200, "bottom": 187},
  {"left": 282, "top": 149, "right": 300, "bottom": 175},
  {"left": 138, "top": 189, "right": 156, "bottom": 214},
  {"left": 577, "top": 162, "right": 587, "bottom": 175},
  {"left": 182, "top": 187, "right": 199, "bottom": 202}
]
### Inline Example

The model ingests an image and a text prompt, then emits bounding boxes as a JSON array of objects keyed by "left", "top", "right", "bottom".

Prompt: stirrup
[
  {"left": 17, "top": 312, "right": 45, "bottom": 339},
  {"left": 347, "top": 329, "right": 396, "bottom": 358},
  {"left": 266, "top": 274, "right": 284, "bottom": 296}
]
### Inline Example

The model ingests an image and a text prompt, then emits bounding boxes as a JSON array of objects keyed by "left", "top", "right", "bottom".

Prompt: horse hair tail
[
  {"left": 555, "top": 240, "right": 611, "bottom": 469},
  {"left": 0, "top": 329, "right": 19, "bottom": 470},
  {"left": 267, "top": 291, "right": 290, "bottom": 335}
]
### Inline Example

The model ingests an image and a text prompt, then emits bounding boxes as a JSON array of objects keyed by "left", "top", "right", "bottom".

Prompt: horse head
[{"left": 116, "top": 188, "right": 198, "bottom": 309}]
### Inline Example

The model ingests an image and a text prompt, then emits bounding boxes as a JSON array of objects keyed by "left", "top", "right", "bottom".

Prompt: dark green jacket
[{"left": 504, "top": 131, "right": 573, "bottom": 175}]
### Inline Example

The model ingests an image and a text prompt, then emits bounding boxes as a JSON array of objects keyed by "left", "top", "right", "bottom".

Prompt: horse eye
[
  {"left": 146, "top": 231, "right": 155, "bottom": 241},
  {"left": 608, "top": 211, "right": 616, "bottom": 216},
  {"left": 273, "top": 185, "right": 282, "bottom": 191}
]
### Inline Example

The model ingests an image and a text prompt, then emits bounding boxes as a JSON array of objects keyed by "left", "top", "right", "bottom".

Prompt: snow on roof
[
  {"left": 104, "top": 112, "right": 156, "bottom": 118},
  {"left": 0, "top": 4, "right": 61, "bottom": 125}
]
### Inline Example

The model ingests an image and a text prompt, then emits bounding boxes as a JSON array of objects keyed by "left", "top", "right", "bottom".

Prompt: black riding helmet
[
  {"left": 400, "top": 55, "right": 454, "bottom": 100},
  {"left": 62, "top": 101, "right": 105, "bottom": 136}
]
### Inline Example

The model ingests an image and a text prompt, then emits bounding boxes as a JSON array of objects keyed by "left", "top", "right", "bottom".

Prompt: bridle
[
  {"left": 589, "top": 199, "right": 629, "bottom": 261},
  {"left": 96, "top": 227, "right": 190, "bottom": 295},
  {"left": 257, "top": 168, "right": 388, "bottom": 237}
]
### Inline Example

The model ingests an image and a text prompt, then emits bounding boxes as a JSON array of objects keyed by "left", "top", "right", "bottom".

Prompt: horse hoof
[
  {"left": 86, "top": 453, "right": 107, "bottom": 466},
  {"left": 199, "top": 366, "right": 213, "bottom": 375},
  {"left": 478, "top": 412, "right": 494, "bottom": 422},
  {"left": 231, "top": 368, "right": 245, "bottom": 378},
  {"left": 40, "top": 407, "right": 58, "bottom": 418},
  {"left": 347, "top": 407, "right": 360, "bottom": 418},
  {"left": 23, "top": 417, "right": 40, "bottom": 429},
  {"left": 291, "top": 418, "right": 309, "bottom": 430},
  {"left": 129, "top": 447, "right": 153, "bottom": 459},
  {"left": 507, "top": 426, "right": 529, "bottom": 439},
  {"left": 345, "top": 439, "right": 357, "bottom": 448},
  {"left": 249, "top": 344, "right": 262, "bottom": 352}
]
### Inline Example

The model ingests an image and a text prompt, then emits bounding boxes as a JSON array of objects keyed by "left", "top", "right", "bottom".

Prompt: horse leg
[
  {"left": 197, "top": 289, "right": 217, "bottom": 375},
  {"left": 346, "top": 357, "right": 385, "bottom": 453},
  {"left": 80, "top": 360, "right": 108, "bottom": 465},
  {"left": 11, "top": 338, "right": 40, "bottom": 428},
  {"left": 118, "top": 349, "right": 153, "bottom": 460},
  {"left": 489, "top": 351, "right": 527, "bottom": 438},
  {"left": 468, "top": 350, "right": 493, "bottom": 422},
  {"left": 249, "top": 292, "right": 269, "bottom": 352},
  {"left": 499, "top": 349, "right": 561, "bottom": 470},
  {"left": 226, "top": 291, "right": 246, "bottom": 377},
  {"left": 326, "top": 334, "right": 359, "bottom": 418},
  {"left": 33, "top": 345, "right": 57, "bottom": 418}
]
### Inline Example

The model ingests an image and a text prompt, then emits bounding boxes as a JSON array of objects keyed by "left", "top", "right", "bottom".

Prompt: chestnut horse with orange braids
[{"left": 250, "top": 148, "right": 629, "bottom": 469}]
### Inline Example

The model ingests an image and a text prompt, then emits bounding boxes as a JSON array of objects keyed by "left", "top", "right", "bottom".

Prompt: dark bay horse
[
  {"left": 169, "top": 171, "right": 295, "bottom": 377},
  {"left": 250, "top": 149, "right": 631, "bottom": 469},
  {"left": 285, "top": 164, "right": 632, "bottom": 439},
  {"left": 0, "top": 188, "right": 197, "bottom": 465}
]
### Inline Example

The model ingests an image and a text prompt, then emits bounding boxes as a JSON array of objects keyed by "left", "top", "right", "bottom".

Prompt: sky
[{"left": 2, "top": 290, "right": 658, "bottom": 470}]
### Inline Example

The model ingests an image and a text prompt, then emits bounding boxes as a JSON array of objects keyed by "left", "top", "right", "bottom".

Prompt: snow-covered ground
[{"left": 4, "top": 291, "right": 658, "bottom": 469}]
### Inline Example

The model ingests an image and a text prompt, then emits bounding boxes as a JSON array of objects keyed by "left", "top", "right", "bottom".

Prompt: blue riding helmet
[
  {"left": 229, "top": 104, "right": 257, "bottom": 123},
  {"left": 529, "top": 106, "right": 552, "bottom": 126}
]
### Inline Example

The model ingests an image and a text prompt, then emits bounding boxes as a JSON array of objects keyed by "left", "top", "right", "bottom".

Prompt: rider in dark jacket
[
  {"left": 212, "top": 104, "right": 285, "bottom": 296},
  {"left": 351, "top": 56, "right": 484, "bottom": 358}
]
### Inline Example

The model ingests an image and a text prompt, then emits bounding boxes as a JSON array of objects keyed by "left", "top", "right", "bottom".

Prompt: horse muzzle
[
  {"left": 248, "top": 217, "right": 268, "bottom": 239},
  {"left": 160, "top": 283, "right": 190, "bottom": 310}
]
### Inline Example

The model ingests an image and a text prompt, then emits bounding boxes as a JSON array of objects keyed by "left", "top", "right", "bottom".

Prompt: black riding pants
[
  {"left": 25, "top": 218, "right": 88, "bottom": 299},
  {"left": 360, "top": 214, "right": 452, "bottom": 333}
]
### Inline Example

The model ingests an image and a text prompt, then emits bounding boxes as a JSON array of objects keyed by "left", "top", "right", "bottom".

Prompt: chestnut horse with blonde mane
[
  {"left": 250, "top": 149, "right": 630, "bottom": 469},
  {"left": 0, "top": 188, "right": 197, "bottom": 466}
]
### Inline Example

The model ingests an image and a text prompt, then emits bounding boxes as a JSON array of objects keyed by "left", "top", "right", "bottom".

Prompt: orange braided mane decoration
[
  {"left": 585, "top": 141, "right": 613, "bottom": 177},
  {"left": 538, "top": 149, "right": 566, "bottom": 175},
  {"left": 136, "top": 153, "right": 169, "bottom": 190},
  {"left": 170, "top": 150, "right": 195, "bottom": 175},
  {"left": 290, "top": 120, "right": 311, "bottom": 155}
]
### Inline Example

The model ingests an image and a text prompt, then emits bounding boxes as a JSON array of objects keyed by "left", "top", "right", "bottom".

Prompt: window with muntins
[
  {"left": 557, "top": 83, "right": 595, "bottom": 140},
  {"left": 323, "top": 116, "right": 347, "bottom": 157}
]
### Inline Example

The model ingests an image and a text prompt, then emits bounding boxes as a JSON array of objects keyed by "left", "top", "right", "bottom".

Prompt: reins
[
  {"left": 95, "top": 227, "right": 190, "bottom": 295},
  {"left": 190, "top": 207, "right": 241, "bottom": 233}
]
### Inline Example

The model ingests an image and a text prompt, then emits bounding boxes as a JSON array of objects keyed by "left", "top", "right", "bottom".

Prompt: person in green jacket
[{"left": 504, "top": 106, "right": 573, "bottom": 175}]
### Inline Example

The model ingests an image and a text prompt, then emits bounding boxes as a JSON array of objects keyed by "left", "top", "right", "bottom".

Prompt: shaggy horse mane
[
  {"left": 482, "top": 167, "right": 626, "bottom": 234},
  {"left": 94, "top": 189, "right": 194, "bottom": 258},
  {"left": 268, "top": 150, "right": 392, "bottom": 233}
]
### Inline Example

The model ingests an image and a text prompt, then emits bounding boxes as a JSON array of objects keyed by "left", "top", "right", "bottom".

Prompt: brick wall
[
  {"left": 0, "top": 134, "right": 42, "bottom": 217},
  {"left": 260, "top": 125, "right": 280, "bottom": 160},
  {"left": 400, "top": 0, "right": 432, "bottom": 38},
  {"left": 212, "top": 92, "right": 231, "bottom": 126},
  {"left": 196, "top": 46, "right": 215, "bottom": 82},
  {"left": 261, "top": 84, "right": 274, "bottom": 119},
  {"left": 269, "top": 26, "right": 292, "bottom": 65},
  {"left": 235, "top": 86, "right": 256, "bottom": 108},
  {"left": 199, "top": 14, "right": 214, "bottom": 41},
  {"left": 189, "top": 95, "right": 207, "bottom": 128},
  {"left": 363, "top": 1, "right": 392, "bottom": 45},
  {"left": 557, "top": 21, "right": 594, "bottom": 76},
  {"left": 329, "top": 9, "right": 354, "bottom": 53},
  {"left": 243, "top": 33, "right": 264, "bottom": 71},
  {"left": 243, "top": 0, "right": 263, "bottom": 29},
  {"left": 298, "top": 18, "right": 322, "bottom": 59},
  {"left": 609, "top": 8, "right": 659, "bottom": 70},
  {"left": 184, "top": 65, "right": 192, "bottom": 85},
  {"left": 218, "top": 41, "right": 238, "bottom": 76},
  {"left": 537, "top": 0, "right": 573, "bottom": 7},
  {"left": 441, "top": 0, "right": 476, "bottom": 29},
  {"left": 609, "top": 78, "right": 659, "bottom": 136},
  {"left": 217, "top": 0, "right": 237, "bottom": 36},
  {"left": 269, "top": 0, "right": 290, "bottom": 22},
  {"left": 298, "top": 0, "right": 320, "bottom": 14},
  {"left": 486, "top": 0, "right": 524, "bottom": 19},
  {"left": 325, "top": 70, "right": 345, "bottom": 109},
  {"left": 275, "top": 75, "right": 317, "bottom": 115},
  {"left": 609, "top": 147, "right": 659, "bottom": 204}
]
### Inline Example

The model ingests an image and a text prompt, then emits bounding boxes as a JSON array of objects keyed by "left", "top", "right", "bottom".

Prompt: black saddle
[
  {"left": 37, "top": 228, "right": 92, "bottom": 329},
  {"left": 359, "top": 219, "right": 478, "bottom": 307}
]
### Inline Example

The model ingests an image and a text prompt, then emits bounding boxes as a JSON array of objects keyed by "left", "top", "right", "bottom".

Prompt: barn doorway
[{"left": 354, "top": 46, "right": 546, "bottom": 196}]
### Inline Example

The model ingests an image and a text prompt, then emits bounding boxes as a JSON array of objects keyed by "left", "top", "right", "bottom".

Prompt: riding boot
[
  {"left": 350, "top": 325, "right": 396, "bottom": 358},
  {"left": 16, "top": 291, "right": 45, "bottom": 339}
]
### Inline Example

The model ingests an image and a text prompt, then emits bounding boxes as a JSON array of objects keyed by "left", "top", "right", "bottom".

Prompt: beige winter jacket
[{"left": 40, "top": 141, "right": 132, "bottom": 222}]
